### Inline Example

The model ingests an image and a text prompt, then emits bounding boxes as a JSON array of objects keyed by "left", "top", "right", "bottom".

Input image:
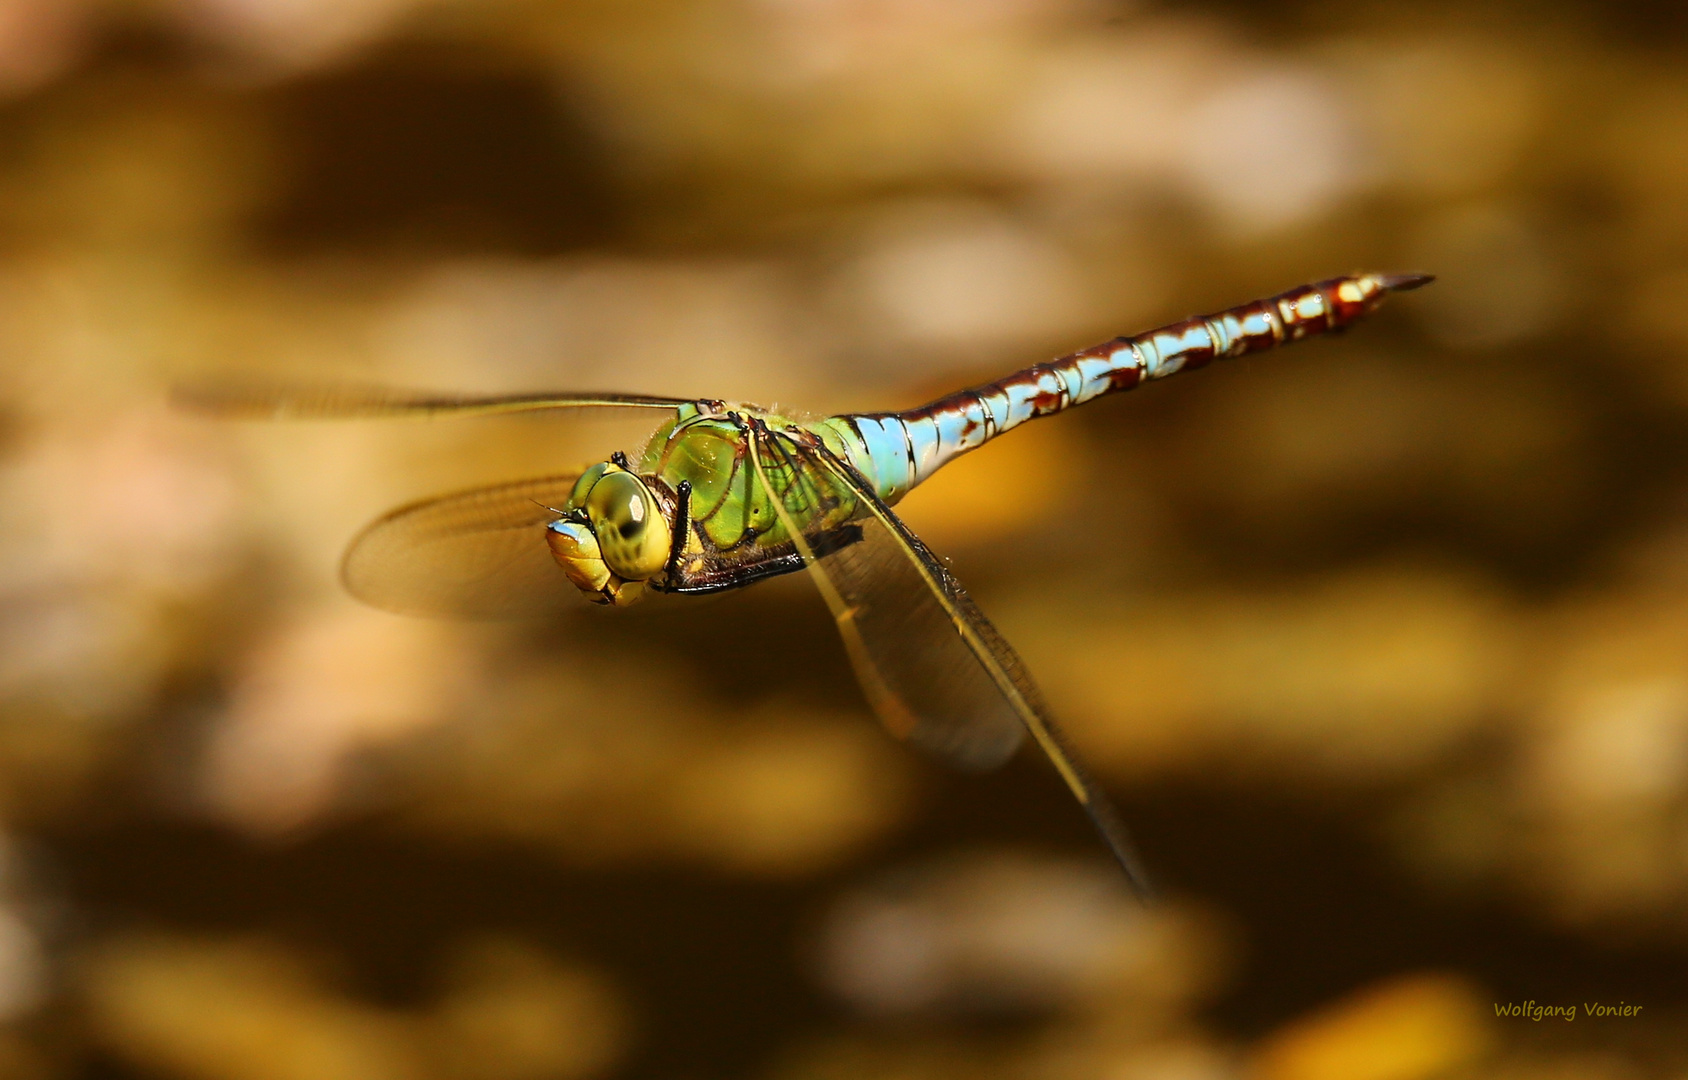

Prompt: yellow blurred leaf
[{"left": 1250, "top": 973, "right": 1492, "bottom": 1080}]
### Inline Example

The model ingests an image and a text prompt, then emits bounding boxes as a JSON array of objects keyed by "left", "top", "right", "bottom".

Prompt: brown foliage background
[{"left": 1, "top": 1, "right": 1686, "bottom": 1077}]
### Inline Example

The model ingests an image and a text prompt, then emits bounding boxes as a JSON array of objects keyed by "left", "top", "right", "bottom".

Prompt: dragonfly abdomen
[{"left": 825, "top": 273, "right": 1430, "bottom": 501}]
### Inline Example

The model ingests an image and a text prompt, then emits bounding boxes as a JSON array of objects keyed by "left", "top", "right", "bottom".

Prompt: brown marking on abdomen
[{"left": 846, "top": 273, "right": 1420, "bottom": 492}]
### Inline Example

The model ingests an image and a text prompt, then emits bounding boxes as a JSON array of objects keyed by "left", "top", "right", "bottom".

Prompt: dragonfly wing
[
  {"left": 748, "top": 428, "right": 1150, "bottom": 895},
  {"left": 748, "top": 429, "right": 1021, "bottom": 771},
  {"left": 174, "top": 382, "right": 692, "bottom": 419},
  {"left": 341, "top": 475, "right": 584, "bottom": 619}
]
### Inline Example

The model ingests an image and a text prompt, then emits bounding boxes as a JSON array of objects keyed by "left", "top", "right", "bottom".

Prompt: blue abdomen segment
[{"left": 814, "top": 415, "right": 917, "bottom": 504}]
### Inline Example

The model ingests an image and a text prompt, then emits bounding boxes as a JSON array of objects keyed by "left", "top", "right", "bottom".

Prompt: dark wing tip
[
  {"left": 169, "top": 383, "right": 276, "bottom": 417},
  {"left": 1377, "top": 272, "right": 1435, "bottom": 292},
  {"left": 169, "top": 383, "right": 215, "bottom": 411}
]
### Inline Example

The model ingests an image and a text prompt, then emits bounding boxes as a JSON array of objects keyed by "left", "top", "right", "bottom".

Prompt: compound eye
[
  {"left": 567, "top": 462, "right": 612, "bottom": 511},
  {"left": 585, "top": 470, "right": 670, "bottom": 580}
]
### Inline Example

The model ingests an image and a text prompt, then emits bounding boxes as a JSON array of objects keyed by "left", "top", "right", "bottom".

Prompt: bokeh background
[{"left": 2, "top": 0, "right": 1688, "bottom": 1076}]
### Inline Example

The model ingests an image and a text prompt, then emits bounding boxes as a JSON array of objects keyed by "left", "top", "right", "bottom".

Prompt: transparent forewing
[
  {"left": 751, "top": 429, "right": 1151, "bottom": 896},
  {"left": 174, "top": 382, "right": 691, "bottom": 419},
  {"left": 750, "top": 430, "right": 1026, "bottom": 771},
  {"left": 341, "top": 475, "right": 583, "bottom": 619}
]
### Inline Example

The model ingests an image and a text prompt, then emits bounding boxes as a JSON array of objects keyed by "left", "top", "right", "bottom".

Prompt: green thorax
[{"left": 637, "top": 403, "right": 860, "bottom": 553}]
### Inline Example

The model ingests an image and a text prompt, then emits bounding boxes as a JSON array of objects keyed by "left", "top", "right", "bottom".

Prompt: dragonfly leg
[{"left": 665, "top": 479, "right": 692, "bottom": 584}]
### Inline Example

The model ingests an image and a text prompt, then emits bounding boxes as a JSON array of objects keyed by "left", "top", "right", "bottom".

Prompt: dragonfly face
[{"left": 546, "top": 460, "right": 674, "bottom": 606}]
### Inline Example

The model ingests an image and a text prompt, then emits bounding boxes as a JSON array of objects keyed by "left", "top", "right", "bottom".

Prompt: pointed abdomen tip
[{"left": 1377, "top": 272, "right": 1435, "bottom": 292}]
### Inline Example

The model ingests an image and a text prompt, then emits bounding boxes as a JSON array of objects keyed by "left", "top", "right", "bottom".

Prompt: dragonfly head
[{"left": 545, "top": 460, "right": 672, "bottom": 606}]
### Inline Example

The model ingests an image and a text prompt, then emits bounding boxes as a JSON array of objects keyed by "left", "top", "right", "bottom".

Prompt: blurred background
[{"left": 2, "top": 0, "right": 1688, "bottom": 1076}]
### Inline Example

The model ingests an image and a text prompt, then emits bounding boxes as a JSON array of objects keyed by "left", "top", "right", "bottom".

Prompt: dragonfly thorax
[{"left": 545, "top": 460, "right": 674, "bottom": 606}]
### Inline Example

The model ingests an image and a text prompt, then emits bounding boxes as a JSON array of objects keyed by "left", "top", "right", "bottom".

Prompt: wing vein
[
  {"left": 174, "top": 383, "right": 691, "bottom": 419},
  {"left": 752, "top": 428, "right": 1150, "bottom": 897}
]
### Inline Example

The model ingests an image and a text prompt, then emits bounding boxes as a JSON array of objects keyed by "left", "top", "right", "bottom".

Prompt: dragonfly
[{"left": 182, "top": 272, "right": 1431, "bottom": 896}]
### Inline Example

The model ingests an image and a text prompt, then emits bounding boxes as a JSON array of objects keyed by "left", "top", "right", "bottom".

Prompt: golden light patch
[{"left": 1250, "top": 973, "right": 1492, "bottom": 1080}]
